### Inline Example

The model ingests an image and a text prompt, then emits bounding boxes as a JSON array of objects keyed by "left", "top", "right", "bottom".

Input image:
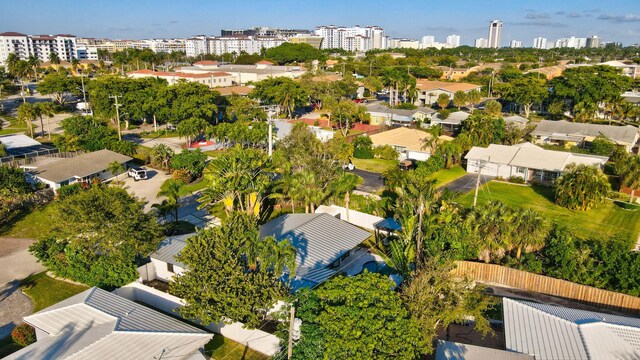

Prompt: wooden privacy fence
[{"left": 453, "top": 261, "right": 640, "bottom": 315}]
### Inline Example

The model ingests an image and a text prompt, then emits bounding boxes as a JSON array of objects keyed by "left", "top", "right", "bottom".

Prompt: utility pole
[
  {"left": 110, "top": 95, "right": 122, "bottom": 141},
  {"left": 80, "top": 74, "right": 87, "bottom": 116},
  {"left": 473, "top": 158, "right": 488, "bottom": 208},
  {"left": 287, "top": 306, "right": 296, "bottom": 359}
]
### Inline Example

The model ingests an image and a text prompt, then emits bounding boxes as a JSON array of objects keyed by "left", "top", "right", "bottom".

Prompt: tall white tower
[{"left": 488, "top": 20, "right": 503, "bottom": 48}]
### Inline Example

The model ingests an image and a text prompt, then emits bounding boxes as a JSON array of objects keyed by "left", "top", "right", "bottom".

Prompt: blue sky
[{"left": 3, "top": 0, "right": 640, "bottom": 46}]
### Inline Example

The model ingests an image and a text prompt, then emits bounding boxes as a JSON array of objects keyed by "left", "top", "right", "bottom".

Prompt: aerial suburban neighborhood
[{"left": 2, "top": 1, "right": 640, "bottom": 359}]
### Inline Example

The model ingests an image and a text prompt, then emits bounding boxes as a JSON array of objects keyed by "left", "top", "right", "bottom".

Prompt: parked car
[
  {"left": 127, "top": 167, "right": 148, "bottom": 181},
  {"left": 354, "top": 98, "right": 368, "bottom": 103},
  {"left": 342, "top": 161, "right": 355, "bottom": 171},
  {"left": 398, "top": 159, "right": 417, "bottom": 171}
]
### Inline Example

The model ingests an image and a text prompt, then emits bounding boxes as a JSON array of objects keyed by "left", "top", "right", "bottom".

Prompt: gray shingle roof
[
  {"left": 30, "top": 149, "right": 132, "bottom": 183},
  {"left": 7, "top": 287, "right": 211, "bottom": 360},
  {"left": 532, "top": 120, "right": 639, "bottom": 145},
  {"left": 504, "top": 298, "right": 640, "bottom": 360}
]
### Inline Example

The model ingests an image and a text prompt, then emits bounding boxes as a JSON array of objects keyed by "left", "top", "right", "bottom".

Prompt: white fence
[
  {"left": 315, "top": 204, "right": 384, "bottom": 231},
  {"left": 113, "top": 282, "right": 282, "bottom": 356}
]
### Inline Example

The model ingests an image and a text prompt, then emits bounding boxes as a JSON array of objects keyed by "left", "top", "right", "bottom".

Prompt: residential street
[{"left": 0, "top": 238, "right": 45, "bottom": 339}]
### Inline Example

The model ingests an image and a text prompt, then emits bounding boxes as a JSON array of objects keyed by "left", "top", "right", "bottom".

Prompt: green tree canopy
[
  {"left": 264, "top": 43, "right": 324, "bottom": 64},
  {"left": 251, "top": 77, "right": 308, "bottom": 118},
  {"left": 37, "top": 73, "right": 81, "bottom": 106},
  {"left": 29, "top": 186, "right": 164, "bottom": 288},
  {"left": 554, "top": 164, "right": 611, "bottom": 211},
  {"left": 291, "top": 272, "right": 423, "bottom": 360}
]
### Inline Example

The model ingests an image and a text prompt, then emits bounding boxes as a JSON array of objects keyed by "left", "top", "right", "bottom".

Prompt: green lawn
[
  {"left": 456, "top": 181, "right": 640, "bottom": 242},
  {"left": 0, "top": 204, "right": 53, "bottom": 239},
  {"left": 351, "top": 158, "right": 397, "bottom": 173},
  {"left": 205, "top": 335, "right": 268, "bottom": 360},
  {"left": 161, "top": 177, "right": 209, "bottom": 193},
  {"left": 429, "top": 165, "right": 467, "bottom": 188},
  {"left": 20, "top": 272, "right": 89, "bottom": 312}
]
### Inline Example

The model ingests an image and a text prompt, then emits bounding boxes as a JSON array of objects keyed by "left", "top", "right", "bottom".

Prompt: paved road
[
  {"left": 0, "top": 238, "right": 45, "bottom": 339},
  {"left": 440, "top": 173, "right": 494, "bottom": 194},
  {"left": 120, "top": 169, "right": 172, "bottom": 213},
  {"left": 353, "top": 169, "right": 384, "bottom": 194}
]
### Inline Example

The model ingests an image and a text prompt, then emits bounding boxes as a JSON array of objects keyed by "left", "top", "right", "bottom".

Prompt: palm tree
[
  {"left": 381, "top": 215, "right": 417, "bottom": 278},
  {"left": 71, "top": 58, "right": 80, "bottom": 75},
  {"left": 17, "top": 103, "right": 37, "bottom": 137},
  {"left": 157, "top": 180, "right": 189, "bottom": 222},
  {"left": 177, "top": 117, "right": 209, "bottom": 146},
  {"left": 437, "top": 93, "right": 450, "bottom": 109},
  {"left": 48, "top": 52, "right": 61, "bottom": 72},
  {"left": 467, "top": 201, "right": 514, "bottom": 263},
  {"left": 35, "top": 102, "right": 55, "bottom": 138},
  {"left": 619, "top": 155, "right": 640, "bottom": 203},
  {"left": 270, "top": 164, "right": 297, "bottom": 213},
  {"left": 511, "top": 208, "right": 548, "bottom": 260},
  {"left": 422, "top": 125, "right": 444, "bottom": 154},
  {"left": 554, "top": 164, "right": 610, "bottom": 211},
  {"left": 107, "top": 161, "right": 125, "bottom": 185},
  {"left": 331, "top": 173, "right": 360, "bottom": 222},
  {"left": 27, "top": 55, "right": 40, "bottom": 81},
  {"left": 6, "top": 53, "right": 19, "bottom": 75},
  {"left": 259, "top": 236, "right": 297, "bottom": 277},
  {"left": 152, "top": 200, "right": 174, "bottom": 222},
  {"left": 291, "top": 170, "right": 322, "bottom": 213},
  {"left": 150, "top": 144, "right": 174, "bottom": 171}
]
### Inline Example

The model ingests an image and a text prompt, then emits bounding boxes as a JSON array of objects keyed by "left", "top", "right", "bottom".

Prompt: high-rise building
[
  {"left": 421, "top": 35, "right": 435, "bottom": 48},
  {"left": 314, "top": 25, "right": 387, "bottom": 51},
  {"left": 533, "top": 37, "right": 547, "bottom": 49},
  {"left": 474, "top": 38, "right": 488, "bottom": 48},
  {"left": 510, "top": 40, "right": 523, "bottom": 48},
  {"left": 0, "top": 32, "right": 79, "bottom": 64},
  {"left": 487, "top": 20, "right": 503, "bottom": 48},
  {"left": 446, "top": 34, "right": 460, "bottom": 48},
  {"left": 586, "top": 36, "right": 600, "bottom": 48},
  {"left": 221, "top": 27, "right": 311, "bottom": 38}
]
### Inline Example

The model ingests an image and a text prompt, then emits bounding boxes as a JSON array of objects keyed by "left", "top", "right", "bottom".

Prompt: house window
[
  {"left": 516, "top": 167, "right": 526, "bottom": 174},
  {"left": 167, "top": 263, "right": 174, "bottom": 273}
]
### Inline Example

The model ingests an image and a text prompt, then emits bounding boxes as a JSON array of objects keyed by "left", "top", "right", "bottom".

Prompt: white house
[
  {"left": 369, "top": 126, "right": 452, "bottom": 161},
  {"left": 465, "top": 142, "right": 608, "bottom": 183},
  {"left": 531, "top": 120, "right": 639, "bottom": 153},
  {"left": 148, "top": 233, "right": 193, "bottom": 282},
  {"left": 22, "top": 149, "right": 132, "bottom": 193},
  {"left": 5, "top": 287, "right": 212, "bottom": 360},
  {"left": 430, "top": 111, "right": 470, "bottom": 132},
  {"left": 274, "top": 120, "right": 334, "bottom": 143},
  {"left": 176, "top": 61, "right": 306, "bottom": 85},
  {"left": 415, "top": 80, "right": 482, "bottom": 107}
]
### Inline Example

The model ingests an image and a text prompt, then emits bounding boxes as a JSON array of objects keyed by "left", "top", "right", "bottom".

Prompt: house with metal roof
[
  {"left": 0, "top": 134, "right": 53, "bottom": 157},
  {"left": 465, "top": 142, "right": 608, "bottom": 183},
  {"left": 531, "top": 120, "right": 639, "bottom": 152},
  {"left": 259, "top": 213, "right": 372, "bottom": 290},
  {"left": 5, "top": 287, "right": 212, "bottom": 360},
  {"left": 22, "top": 149, "right": 132, "bottom": 193},
  {"left": 431, "top": 111, "right": 471, "bottom": 132},
  {"left": 148, "top": 233, "right": 195, "bottom": 282},
  {"left": 435, "top": 340, "right": 534, "bottom": 360},
  {"left": 503, "top": 297, "right": 640, "bottom": 360}
]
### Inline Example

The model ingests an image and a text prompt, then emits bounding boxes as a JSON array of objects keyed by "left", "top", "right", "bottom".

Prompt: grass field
[
  {"left": 205, "top": 335, "right": 268, "bottom": 360},
  {"left": 0, "top": 204, "right": 53, "bottom": 239},
  {"left": 20, "top": 272, "right": 89, "bottom": 312},
  {"left": 429, "top": 165, "right": 467, "bottom": 188},
  {"left": 456, "top": 181, "right": 640, "bottom": 242},
  {"left": 351, "top": 158, "right": 397, "bottom": 173}
]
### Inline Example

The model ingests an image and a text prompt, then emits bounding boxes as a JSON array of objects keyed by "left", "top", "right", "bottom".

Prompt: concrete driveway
[
  {"left": 0, "top": 238, "right": 45, "bottom": 339},
  {"left": 120, "top": 169, "right": 172, "bottom": 213},
  {"left": 440, "top": 173, "right": 494, "bottom": 194},
  {"left": 353, "top": 169, "right": 384, "bottom": 194}
]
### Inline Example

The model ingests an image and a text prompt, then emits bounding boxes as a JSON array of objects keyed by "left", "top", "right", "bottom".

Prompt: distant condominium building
[
  {"left": 474, "top": 38, "right": 488, "bottom": 48},
  {"left": 314, "top": 25, "right": 386, "bottom": 51},
  {"left": 532, "top": 37, "right": 547, "bottom": 49},
  {"left": 221, "top": 27, "right": 311, "bottom": 38},
  {"left": 510, "top": 40, "right": 523, "bottom": 48},
  {"left": 555, "top": 36, "right": 587, "bottom": 49},
  {"left": 208, "top": 36, "right": 286, "bottom": 55},
  {"left": 586, "top": 35, "right": 600, "bottom": 48},
  {"left": 388, "top": 38, "right": 420, "bottom": 49},
  {"left": 446, "top": 34, "right": 460, "bottom": 48},
  {"left": 0, "top": 32, "right": 78, "bottom": 64},
  {"left": 421, "top": 35, "right": 435, "bottom": 48},
  {"left": 288, "top": 34, "right": 324, "bottom": 49},
  {"left": 488, "top": 20, "right": 503, "bottom": 48}
]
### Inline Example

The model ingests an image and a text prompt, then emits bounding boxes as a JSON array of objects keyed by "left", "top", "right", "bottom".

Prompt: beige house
[
  {"left": 127, "top": 69, "right": 233, "bottom": 88},
  {"left": 369, "top": 127, "right": 452, "bottom": 161}
]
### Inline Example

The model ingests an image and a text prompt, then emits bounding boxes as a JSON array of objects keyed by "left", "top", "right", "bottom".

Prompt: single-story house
[
  {"left": 503, "top": 115, "right": 529, "bottom": 129},
  {"left": 435, "top": 340, "right": 534, "bottom": 360},
  {"left": 259, "top": 213, "right": 371, "bottom": 290},
  {"left": 274, "top": 120, "right": 334, "bottom": 143},
  {"left": 531, "top": 120, "right": 639, "bottom": 152},
  {"left": 465, "top": 142, "right": 608, "bottom": 183},
  {"left": 366, "top": 104, "right": 435, "bottom": 126},
  {"left": 5, "top": 287, "right": 212, "bottom": 360},
  {"left": 0, "top": 134, "right": 53, "bottom": 157},
  {"left": 369, "top": 127, "right": 452, "bottom": 161},
  {"left": 414, "top": 80, "right": 482, "bottom": 107},
  {"left": 148, "top": 233, "right": 195, "bottom": 282},
  {"left": 22, "top": 149, "right": 132, "bottom": 193},
  {"left": 503, "top": 297, "right": 640, "bottom": 360},
  {"left": 430, "top": 111, "right": 470, "bottom": 132},
  {"left": 128, "top": 69, "right": 234, "bottom": 88}
]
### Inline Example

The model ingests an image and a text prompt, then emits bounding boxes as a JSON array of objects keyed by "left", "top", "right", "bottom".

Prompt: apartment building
[
  {"left": 221, "top": 27, "right": 311, "bottom": 38},
  {"left": 510, "top": 40, "right": 523, "bottom": 48},
  {"left": 314, "top": 25, "right": 386, "bottom": 51},
  {"left": 207, "top": 36, "right": 286, "bottom": 55},
  {"left": 488, "top": 20, "right": 503, "bottom": 48},
  {"left": 532, "top": 37, "right": 547, "bottom": 49},
  {"left": 185, "top": 36, "right": 209, "bottom": 57},
  {"left": 0, "top": 32, "right": 78, "bottom": 64},
  {"left": 127, "top": 69, "right": 233, "bottom": 88}
]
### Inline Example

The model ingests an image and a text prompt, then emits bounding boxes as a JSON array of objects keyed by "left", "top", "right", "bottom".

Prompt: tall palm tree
[
  {"left": 17, "top": 103, "right": 37, "bottom": 137},
  {"left": 619, "top": 155, "right": 640, "bottom": 203},
  {"left": 422, "top": 125, "right": 444, "bottom": 154},
  {"left": 48, "top": 52, "right": 61, "bottom": 72},
  {"left": 331, "top": 173, "right": 360, "bottom": 222},
  {"left": 71, "top": 58, "right": 80, "bottom": 75},
  {"left": 259, "top": 236, "right": 297, "bottom": 277},
  {"left": 150, "top": 144, "right": 174, "bottom": 171},
  {"left": 511, "top": 208, "right": 548, "bottom": 260},
  {"left": 157, "top": 180, "right": 189, "bottom": 222},
  {"left": 291, "top": 170, "right": 322, "bottom": 213},
  {"left": 36, "top": 102, "right": 55, "bottom": 138},
  {"left": 27, "top": 55, "right": 40, "bottom": 81},
  {"left": 152, "top": 200, "right": 174, "bottom": 222},
  {"left": 467, "top": 201, "right": 514, "bottom": 263},
  {"left": 107, "top": 161, "right": 125, "bottom": 185},
  {"left": 270, "top": 164, "right": 297, "bottom": 213},
  {"left": 6, "top": 53, "right": 19, "bottom": 75}
]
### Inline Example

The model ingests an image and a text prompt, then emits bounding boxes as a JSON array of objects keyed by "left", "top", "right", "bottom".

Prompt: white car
[{"left": 127, "top": 167, "right": 148, "bottom": 181}]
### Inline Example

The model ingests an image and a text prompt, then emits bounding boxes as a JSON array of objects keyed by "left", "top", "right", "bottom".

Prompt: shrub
[
  {"left": 172, "top": 169, "right": 192, "bottom": 183},
  {"left": 352, "top": 135, "right": 374, "bottom": 159},
  {"left": 57, "top": 184, "right": 82, "bottom": 199},
  {"left": 508, "top": 176, "right": 525, "bottom": 184},
  {"left": 373, "top": 145, "right": 399, "bottom": 160},
  {"left": 11, "top": 323, "right": 36, "bottom": 347},
  {"left": 394, "top": 103, "right": 417, "bottom": 110},
  {"left": 354, "top": 147, "right": 374, "bottom": 159},
  {"left": 170, "top": 149, "right": 207, "bottom": 179}
]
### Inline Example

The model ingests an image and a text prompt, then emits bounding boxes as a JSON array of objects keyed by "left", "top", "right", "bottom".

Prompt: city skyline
[{"left": 2, "top": 0, "right": 640, "bottom": 46}]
